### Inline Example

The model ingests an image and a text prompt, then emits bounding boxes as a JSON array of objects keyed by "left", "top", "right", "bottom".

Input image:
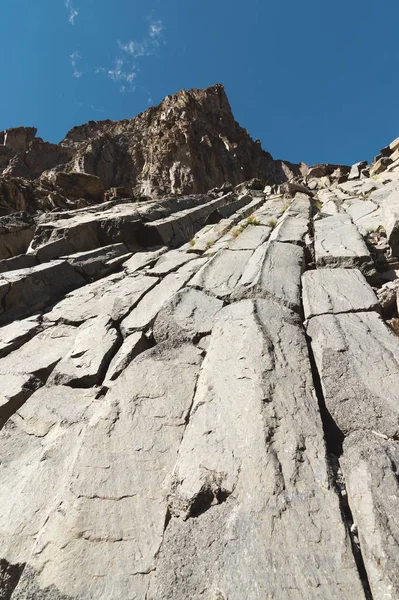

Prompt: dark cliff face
[{"left": 0, "top": 84, "right": 307, "bottom": 207}]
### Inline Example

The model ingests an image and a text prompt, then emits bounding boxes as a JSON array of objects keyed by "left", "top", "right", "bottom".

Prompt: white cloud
[
  {"left": 95, "top": 18, "right": 165, "bottom": 93},
  {"left": 118, "top": 20, "right": 164, "bottom": 58},
  {"left": 70, "top": 51, "right": 82, "bottom": 78},
  {"left": 65, "top": 0, "right": 78, "bottom": 25}
]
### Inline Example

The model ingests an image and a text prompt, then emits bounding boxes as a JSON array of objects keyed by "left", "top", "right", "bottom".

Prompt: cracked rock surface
[{"left": 2, "top": 93, "right": 399, "bottom": 599}]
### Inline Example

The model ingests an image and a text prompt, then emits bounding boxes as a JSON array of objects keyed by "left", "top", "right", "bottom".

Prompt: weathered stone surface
[
  {"left": 12, "top": 344, "right": 202, "bottom": 600},
  {"left": 189, "top": 249, "right": 252, "bottom": 299},
  {"left": 63, "top": 243, "right": 130, "bottom": 280},
  {"left": 377, "top": 278, "right": 399, "bottom": 314},
  {"left": 3, "top": 86, "right": 399, "bottom": 600},
  {"left": 104, "top": 331, "right": 149, "bottom": 383},
  {"left": 0, "top": 212, "right": 35, "bottom": 259},
  {"left": 306, "top": 311, "right": 399, "bottom": 438},
  {"left": 27, "top": 200, "right": 152, "bottom": 261},
  {"left": 123, "top": 246, "right": 167, "bottom": 274},
  {"left": 148, "top": 249, "right": 196, "bottom": 275},
  {"left": 0, "top": 386, "right": 98, "bottom": 573},
  {"left": 44, "top": 272, "right": 158, "bottom": 325},
  {"left": 0, "top": 314, "right": 41, "bottom": 358},
  {"left": 382, "top": 192, "right": 399, "bottom": 255},
  {"left": 3, "top": 126, "right": 37, "bottom": 153},
  {"left": 269, "top": 215, "right": 309, "bottom": 245},
  {"left": 40, "top": 170, "right": 105, "bottom": 202},
  {"left": 49, "top": 316, "right": 120, "bottom": 387},
  {"left": 302, "top": 268, "right": 379, "bottom": 320},
  {"left": 341, "top": 432, "right": 399, "bottom": 600},
  {"left": 233, "top": 241, "right": 305, "bottom": 312},
  {"left": 0, "top": 253, "right": 38, "bottom": 274},
  {"left": 148, "top": 300, "right": 364, "bottom": 600},
  {"left": 121, "top": 258, "right": 206, "bottom": 335},
  {"left": 0, "top": 260, "right": 85, "bottom": 324},
  {"left": 0, "top": 324, "right": 77, "bottom": 424},
  {"left": 348, "top": 161, "right": 368, "bottom": 180},
  {"left": 153, "top": 287, "right": 223, "bottom": 343},
  {"left": 314, "top": 214, "right": 376, "bottom": 278},
  {"left": 340, "top": 196, "right": 381, "bottom": 233},
  {"left": 229, "top": 224, "right": 271, "bottom": 250}
]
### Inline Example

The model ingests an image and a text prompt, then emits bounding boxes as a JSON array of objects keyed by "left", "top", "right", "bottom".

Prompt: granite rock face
[{"left": 1, "top": 99, "right": 399, "bottom": 599}]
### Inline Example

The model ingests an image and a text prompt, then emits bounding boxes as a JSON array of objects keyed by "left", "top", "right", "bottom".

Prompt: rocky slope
[
  {"left": 0, "top": 84, "right": 308, "bottom": 216},
  {"left": 1, "top": 88, "right": 399, "bottom": 599}
]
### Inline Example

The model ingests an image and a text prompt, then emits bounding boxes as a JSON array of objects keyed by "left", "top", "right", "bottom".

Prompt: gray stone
[
  {"left": 0, "top": 314, "right": 41, "bottom": 358},
  {"left": 13, "top": 344, "right": 202, "bottom": 599},
  {"left": 228, "top": 224, "right": 271, "bottom": 250},
  {"left": 0, "top": 324, "right": 77, "bottom": 424},
  {"left": 348, "top": 161, "right": 368, "bottom": 180},
  {"left": 121, "top": 258, "right": 207, "bottom": 335},
  {"left": 63, "top": 243, "right": 131, "bottom": 280},
  {"left": 44, "top": 273, "right": 158, "bottom": 325},
  {"left": 49, "top": 316, "right": 120, "bottom": 387},
  {"left": 123, "top": 247, "right": 168, "bottom": 274},
  {"left": 306, "top": 311, "right": 399, "bottom": 438},
  {"left": 302, "top": 268, "right": 379, "bottom": 320},
  {"left": 27, "top": 203, "right": 143, "bottom": 261},
  {"left": 0, "top": 386, "right": 98, "bottom": 572},
  {"left": 148, "top": 300, "right": 364, "bottom": 600},
  {"left": 0, "top": 261, "right": 85, "bottom": 324},
  {"left": 189, "top": 250, "right": 252, "bottom": 299},
  {"left": 341, "top": 432, "right": 399, "bottom": 600},
  {"left": 377, "top": 279, "right": 399, "bottom": 314},
  {"left": 269, "top": 215, "right": 309, "bottom": 245},
  {"left": 153, "top": 288, "right": 224, "bottom": 343},
  {"left": 0, "top": 254, "right": 38, "bottom": 274},
  {"left": 342, "top": 198, "right": 381, "bottom": 235},
  {"left": 314, "top": 214, "right": 376, "bottom": 279},
  {"left": 148, "top": 250, "right": 196, "bottom": 275},
  {"left": 0, "top": 213, "right": 35, "bottom": 260},
  {"left": 233, "top": 241, "right": 305, "bottom": 313},
  {"left": 382, "top": 193, "right": 399, "bottom": 256},
  {"left": 104, "top": 331, "right": 149, "bottom": 383}
]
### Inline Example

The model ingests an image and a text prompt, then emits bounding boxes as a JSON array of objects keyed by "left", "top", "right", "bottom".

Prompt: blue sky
[{"left": 1, "top": 0, "right": 398, "bottom": 166}]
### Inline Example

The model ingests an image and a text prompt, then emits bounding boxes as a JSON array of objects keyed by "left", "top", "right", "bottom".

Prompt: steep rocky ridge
[
  {"left": 0, "top": 85, "right": 308, "bottom": 214},
  {"left": 1, "top": 89, "right": 399, "bottom": 599}
]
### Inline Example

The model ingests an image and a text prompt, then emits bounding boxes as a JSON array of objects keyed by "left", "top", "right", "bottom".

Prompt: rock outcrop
[
  {"left": 1, "top": 86, "right": 399, "bottom": 599},
  {"left": 0, "top": 85, "right": 310, "bottom": 215}
]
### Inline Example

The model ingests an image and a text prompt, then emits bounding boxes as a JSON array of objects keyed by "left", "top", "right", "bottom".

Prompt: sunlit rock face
[{"left": 1, "top": 84, "right": 399, "bottom": 600}]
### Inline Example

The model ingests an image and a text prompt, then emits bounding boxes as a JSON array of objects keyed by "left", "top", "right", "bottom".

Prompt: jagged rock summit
[
  {"left": 0, "top": 84, "right": 306, "bottom": 214},
  {"left": 1, "top": 85, "right": 399, "bottom": 599}
]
